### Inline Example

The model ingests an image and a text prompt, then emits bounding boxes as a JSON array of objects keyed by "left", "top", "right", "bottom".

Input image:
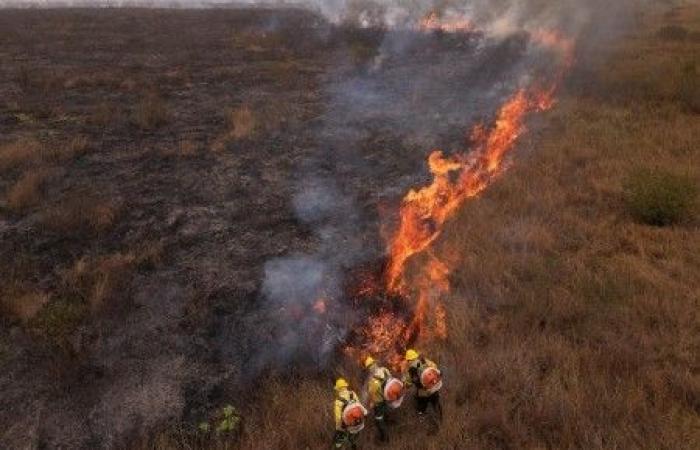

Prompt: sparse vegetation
[
  {"left": 227, "top": 105, "right": 256, "bottom": 140},
  {"left": 0, "top": 138, "right": 42, "bottom": 171},
  {"left": 41, "top": 136, "right": 90, "bottom": 163},
  {"left": 60, "top": 243, "right": 163, "bottom": 312},
  {"left": 624, "top": 168, "right": 697, "bottom": 226},
  {"left": 5, "top": 168, "right": 53, "bottom": 211},
  {"left": 132, "top": 93, "right": 169, "bottom": 130},
  {"left": 30, "top": 297, "right": 86, "bottom": 344},
  {"left": 89, "top": 101, "right": 124, "bottom": 128},
  {"left": 0, "top": 290, "right": 49, "bottom": 323},
  {"left": 39, "top": 195, "right": 120, "bottom": 234},
  {"left": 178, "top": 139, "right": 199, "bottom": 157}
]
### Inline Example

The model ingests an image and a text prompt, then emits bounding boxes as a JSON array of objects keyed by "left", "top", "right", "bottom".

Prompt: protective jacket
[
  {"left": 367, "top": 366, "right": 393, "bottom": 405},
  {"left": 334, "top": 388, "right": 362, "bottom": 431},
  {"left": 404, "top": 356, "right": 441, "bottom": 398}
]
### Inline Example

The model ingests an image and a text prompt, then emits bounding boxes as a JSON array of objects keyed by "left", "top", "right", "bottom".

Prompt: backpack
[
  {"left": 374, "top": 368, "right": 405, "bottom": 407},
  {"left": 413, "top": 357, "right": 443, "bottom": 394},
  {"left": 340, "top": 392, "right": 367, "bottom": 434}
]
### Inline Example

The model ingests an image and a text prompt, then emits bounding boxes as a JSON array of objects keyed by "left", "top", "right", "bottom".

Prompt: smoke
[
  {"left": 256, "top": 179, "right": 370, "bottom": 370},
  {"left": 251, "top": 0, "right": 645, "bottom": 372},
  {"left": 0, "top": 1, "right": 641, "bottom": 372}
]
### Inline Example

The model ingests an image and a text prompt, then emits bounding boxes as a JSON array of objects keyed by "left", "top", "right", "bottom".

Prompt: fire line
[{"left": 346, "top": 26, "right": 576, "bottom": 369}]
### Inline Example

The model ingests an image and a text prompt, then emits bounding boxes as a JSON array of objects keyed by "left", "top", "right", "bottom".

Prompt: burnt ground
[{"left": 0, "top": 8, "right": 541, "bottom": 448}]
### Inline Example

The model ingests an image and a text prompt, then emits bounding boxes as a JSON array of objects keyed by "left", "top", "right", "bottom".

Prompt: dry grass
[
  {"left": 89, "top": 102, "right": 124, "bottom": 128},
  {"left": 0, "top": 136, "right": 89, "bottom": 175},
  {"left": 5, "top": 168, "right": 53, "bottom": 211},
  {"left": 137, "top": 6, "right": 700, "bottom": 450},
  {"left": 0, "top": 291, "right": 50, "bottom": 323},
  {"left": 60, "top": 242, "right": 163, "bottom": 312},
  {"left": 43, "top": 136, "right": 90, "bottom": 163},
  {"left": 227, "top": 105, "right": 256, "bottom": 140},
  {"left": 211, "top": 105, "right": 257, "bottom": 151},
  {"left": 178, "top": 139, "right": 200, "bottom": 157},
  {"left": 133, "top": 93, "right": 169, "bottom": 130},
  {"left": 39, "top": 194, "right": 120, "bottom": 235},
  {"left": 0, "top": 138, "right": 42, "bottom": 171}
]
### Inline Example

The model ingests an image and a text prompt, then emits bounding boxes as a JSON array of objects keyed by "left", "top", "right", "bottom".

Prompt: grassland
[
  {"left": 0, "top": 3, "right": 698, "bottom": 450},
  {"left": 223, "top": 5, "right": 699, "bottom": 450}
]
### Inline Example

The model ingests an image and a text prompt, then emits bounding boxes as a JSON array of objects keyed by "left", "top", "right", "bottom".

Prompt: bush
[{"left": 624, "top": 168, "right": 697, "bottom": 226}]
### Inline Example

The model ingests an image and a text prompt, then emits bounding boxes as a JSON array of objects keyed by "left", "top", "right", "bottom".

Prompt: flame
[
  {"left": 419, "top": 11, "right": 474, "bottom": 34},
  {"left": 346, "top": 28, "right": 575, "bottom": 368},
  {"left": 386, "top": 89, "right": 533, "bottom": 295}
]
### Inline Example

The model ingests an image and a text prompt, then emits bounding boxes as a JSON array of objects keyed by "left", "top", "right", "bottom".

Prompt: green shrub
[
  {"left": 197, "top": 404, "right": 241, "bottom": 437},
  {"left": 624, "top": 168, "right": 697, "bottom": 226}
]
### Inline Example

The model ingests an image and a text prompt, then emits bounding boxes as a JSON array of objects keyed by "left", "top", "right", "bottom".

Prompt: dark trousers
[
  {"left": 416, "top": 392, "right": 442, "bottom": 420},
  {"left": 373, "top": 403, "right": 389, "bottom": 442},
  {"left": 333, "top": 430, "right": 357, "bottom": 449}
]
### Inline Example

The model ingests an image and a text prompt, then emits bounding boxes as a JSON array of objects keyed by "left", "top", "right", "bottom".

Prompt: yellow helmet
[
  {"left": 334, "top": 378, "right": 349, "bottom": 391},
  {"left": 363, "top": 356, "right": 375, "bottom": 369},
  {"left": 405, "top": 349, "right": 419, "bottom": 361}
]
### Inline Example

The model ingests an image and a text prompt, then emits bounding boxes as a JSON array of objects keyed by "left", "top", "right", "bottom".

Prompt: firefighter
[
  {"left": 403, "top": 349, "right": 443, "bottom": 422},
  {"left": 364, "top": 356, "right": 405, "bottom": 442},
  {"left": 333, "top": 378, "right": 367, "bottom": 449}
]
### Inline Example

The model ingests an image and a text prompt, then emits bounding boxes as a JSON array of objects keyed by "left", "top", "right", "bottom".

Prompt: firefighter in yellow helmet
[
  {"left": 403, "top": 349, "right": 443, "bottom": 422},
  {"left": 364, "top": 356, "right": 405, "bottom": 442},
  {"left": 333, "top": 378, "right": 367, "bottom": 449}
]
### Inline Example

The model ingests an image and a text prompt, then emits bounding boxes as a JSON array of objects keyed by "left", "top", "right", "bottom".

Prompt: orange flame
[{"left": 349, "top": 29, "right": 575, "bottom": 368}]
